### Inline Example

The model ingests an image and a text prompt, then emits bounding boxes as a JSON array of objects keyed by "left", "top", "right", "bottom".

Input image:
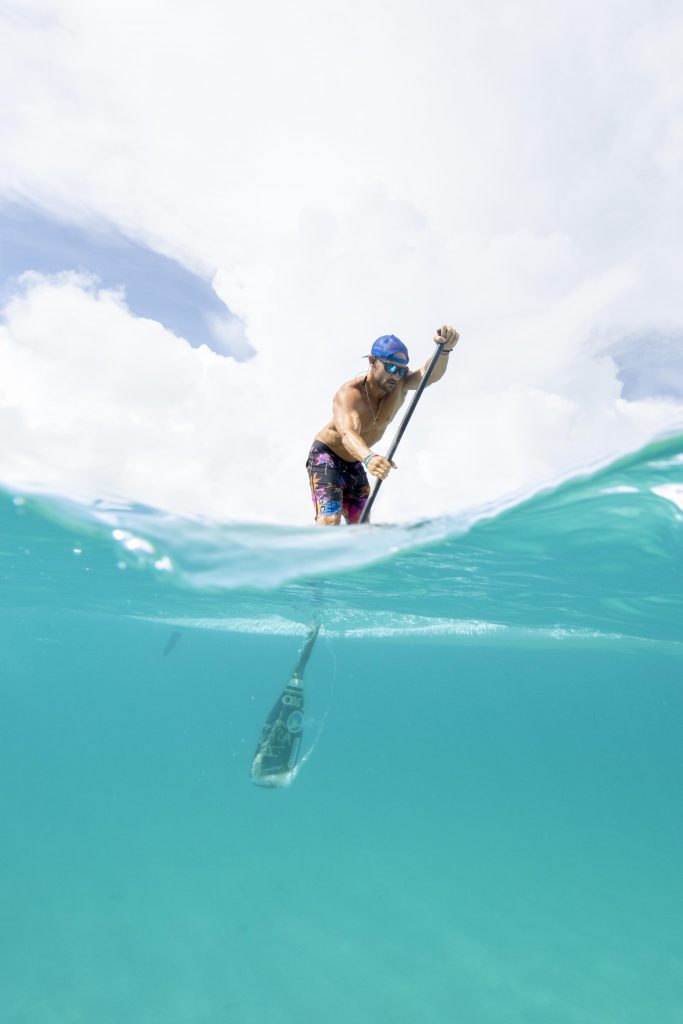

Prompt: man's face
[{"left": 372, "top": 357, "right": 407, "bottom": 393}]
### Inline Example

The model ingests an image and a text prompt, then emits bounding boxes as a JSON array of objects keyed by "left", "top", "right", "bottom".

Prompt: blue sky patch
[
  {"left": 609, "top": 332, "right": 683, "bottom": 401},
  {"left": 0, "top": 202, "right": 253, "bottom": 359}
]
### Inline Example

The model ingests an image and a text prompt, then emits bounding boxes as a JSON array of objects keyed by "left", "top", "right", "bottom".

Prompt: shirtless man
[{"left": 306, "top": 325, "right": 459, "bottom": 524}]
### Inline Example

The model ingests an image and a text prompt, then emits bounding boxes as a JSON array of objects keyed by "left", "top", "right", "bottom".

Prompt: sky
[
  {"left": 1, "top": 0, "right": 682, "bottom": 524},
  {"left": 0, "top": 203, "right": 252, "bottom": 355}
]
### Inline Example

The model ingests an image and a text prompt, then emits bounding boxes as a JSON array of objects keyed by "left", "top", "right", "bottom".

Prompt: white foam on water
[
  {"left": 652, "top": 483, "right": 683, "bottom": 511},
  {"left": 139, "top": 611, "right": 681, "bottom": 654}
]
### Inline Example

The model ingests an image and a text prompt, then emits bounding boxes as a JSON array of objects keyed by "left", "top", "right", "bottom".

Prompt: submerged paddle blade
[
  {"left": 250, "top": 624, "right": 320, "bottom": 789},
  {"left": 250, "top": 677, "right": 305, "bottom": 788}
]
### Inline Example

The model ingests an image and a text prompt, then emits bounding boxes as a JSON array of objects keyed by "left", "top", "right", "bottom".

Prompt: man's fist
[
  {"left": 435, "top": 325, "right": 459, "bottom": 352},
  {"left": 366, "top": 454, "right": 396, "bottom": 480}
]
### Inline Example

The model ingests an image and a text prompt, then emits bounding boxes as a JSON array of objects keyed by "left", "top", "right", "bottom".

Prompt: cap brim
[{"left": 365, "top": 353, "right": 410, "bottom": 364}]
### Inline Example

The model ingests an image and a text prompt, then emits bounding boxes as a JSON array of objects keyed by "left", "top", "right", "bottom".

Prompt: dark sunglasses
[{"left": 378, "top": 359, "right": 409, "bottom": 377}]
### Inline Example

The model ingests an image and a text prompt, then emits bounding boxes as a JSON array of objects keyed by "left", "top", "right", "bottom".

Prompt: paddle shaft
[
  {"left": 358, "top": 339, "right": 447, "bottom": 524},
  {"left": 293, "top": 622, "right": 320, "bottom": 679}
]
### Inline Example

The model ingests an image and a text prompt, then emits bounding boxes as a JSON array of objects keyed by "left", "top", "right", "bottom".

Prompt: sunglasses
[{"left": 378, "top": 359, "right": 409, "bottom": 377}]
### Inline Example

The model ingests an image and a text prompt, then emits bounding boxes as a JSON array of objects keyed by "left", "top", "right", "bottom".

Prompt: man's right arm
[
  {"left": 333, "top": 390, "right": 371, "bottom": 462},
  {"left": 333, "top": 390, "right": 395, "bottom": 480}
]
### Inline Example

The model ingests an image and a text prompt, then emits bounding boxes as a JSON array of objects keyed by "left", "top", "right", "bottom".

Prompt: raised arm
[{"left": 404, "top": 324, "right": 460, "bottom": 391}]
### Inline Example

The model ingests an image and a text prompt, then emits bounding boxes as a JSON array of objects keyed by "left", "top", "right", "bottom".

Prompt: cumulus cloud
[
  {"left": 0, "top": 273, "right": 261, "bottom": 515},
  {"left": 0, "top": 0, "right": 682, "bottom": 523}
]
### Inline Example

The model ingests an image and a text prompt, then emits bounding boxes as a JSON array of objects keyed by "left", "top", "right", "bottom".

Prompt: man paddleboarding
[{"left": 306, "top": 325, "right": 459, "bottom": 525}]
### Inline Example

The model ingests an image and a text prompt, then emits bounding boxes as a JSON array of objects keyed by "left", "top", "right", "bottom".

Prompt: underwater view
[{"left": 2, "top": 433, "right": 682, "bottom": 1024}]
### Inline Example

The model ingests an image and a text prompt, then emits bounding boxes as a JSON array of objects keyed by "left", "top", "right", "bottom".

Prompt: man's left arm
[{"left": 404, "top": 324, "right": 459, "bottom": 391}]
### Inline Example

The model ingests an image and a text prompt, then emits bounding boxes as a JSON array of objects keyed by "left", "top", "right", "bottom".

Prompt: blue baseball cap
[{"left": 367, "top": 334, "right": 410, "bottom": 365}]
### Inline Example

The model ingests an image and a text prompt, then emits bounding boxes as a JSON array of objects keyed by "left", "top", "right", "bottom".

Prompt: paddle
[
  {"left": 251, "top": 332, "right": 448, "bottom": 786},
  {"left": 358, "top": 333, "right": 448, "bottom": 524},
  {"left": 250, "top": 623, "right": 321, "bottom": 788}
]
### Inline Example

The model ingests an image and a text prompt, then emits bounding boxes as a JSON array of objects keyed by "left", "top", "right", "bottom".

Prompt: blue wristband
[{"left": 363, "top": 453, "right": 376, "bottom": 468}]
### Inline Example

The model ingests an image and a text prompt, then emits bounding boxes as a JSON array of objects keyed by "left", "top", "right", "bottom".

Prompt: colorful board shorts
[{"left": 306, "top": 441, "right": 370, "bottom": 523}]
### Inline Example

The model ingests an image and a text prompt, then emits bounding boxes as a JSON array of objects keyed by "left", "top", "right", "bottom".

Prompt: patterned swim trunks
[{"left": 306, "top": 440, "right": 370, "bottom": 523}]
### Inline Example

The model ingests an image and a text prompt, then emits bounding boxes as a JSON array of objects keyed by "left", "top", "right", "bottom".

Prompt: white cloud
[
  {"left": 0, "top": 0, "right": 682, "bottom": 523},
  {"left": 0, "top": 273, "right": 266, "bottom": 517}
]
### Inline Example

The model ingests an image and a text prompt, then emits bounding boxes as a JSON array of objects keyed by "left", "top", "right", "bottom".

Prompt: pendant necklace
[{"left": 364, "top": 377, "right": 379, "bottom": 423}]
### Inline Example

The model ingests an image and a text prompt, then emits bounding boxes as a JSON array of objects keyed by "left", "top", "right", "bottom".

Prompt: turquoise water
[{"left": 2, "top": 435, "right": 682, "bottom": 1023}]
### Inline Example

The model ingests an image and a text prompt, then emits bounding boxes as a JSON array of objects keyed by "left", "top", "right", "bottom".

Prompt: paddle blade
[{"left": 250, "top": 678, "right": 305, "bottom": 788}]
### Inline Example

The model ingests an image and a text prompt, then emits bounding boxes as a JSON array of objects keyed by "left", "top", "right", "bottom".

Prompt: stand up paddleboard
[{"left": 250, "top": 624, "right": 320, "bottom": 788}]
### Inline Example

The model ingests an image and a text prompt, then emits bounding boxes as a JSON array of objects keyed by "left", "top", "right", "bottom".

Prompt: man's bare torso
[{"left": 315, "top": 374, "right": 407, "bottom": 461}]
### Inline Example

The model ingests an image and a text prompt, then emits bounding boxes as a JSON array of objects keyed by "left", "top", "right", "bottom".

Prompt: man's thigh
[{"left": 307, "top": 450, "right": 344, "bottom": 520}]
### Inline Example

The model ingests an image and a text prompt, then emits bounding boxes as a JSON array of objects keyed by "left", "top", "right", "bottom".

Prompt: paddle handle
[{"left": 358, "top": 339, "right": 447, "bottom": 524}]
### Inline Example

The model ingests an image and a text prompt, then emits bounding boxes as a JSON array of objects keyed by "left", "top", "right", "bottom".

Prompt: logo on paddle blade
[{"left": 286, "top": 710, "right": 304, "bottom": 734}]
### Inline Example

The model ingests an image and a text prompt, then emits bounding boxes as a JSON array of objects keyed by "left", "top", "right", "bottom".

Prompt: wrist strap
[{"left": 363, "top": 452, "right": 376, "bottom": 468}]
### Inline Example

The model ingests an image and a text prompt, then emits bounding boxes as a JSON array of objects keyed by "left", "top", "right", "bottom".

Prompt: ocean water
[{"left": 1, "top": 434, "right": 682, "bottom": 1024}]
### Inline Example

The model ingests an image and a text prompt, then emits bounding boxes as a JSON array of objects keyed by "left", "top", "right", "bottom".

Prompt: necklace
[{"left": 364, "top": 377, "right": 379, "bottom": 422}]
